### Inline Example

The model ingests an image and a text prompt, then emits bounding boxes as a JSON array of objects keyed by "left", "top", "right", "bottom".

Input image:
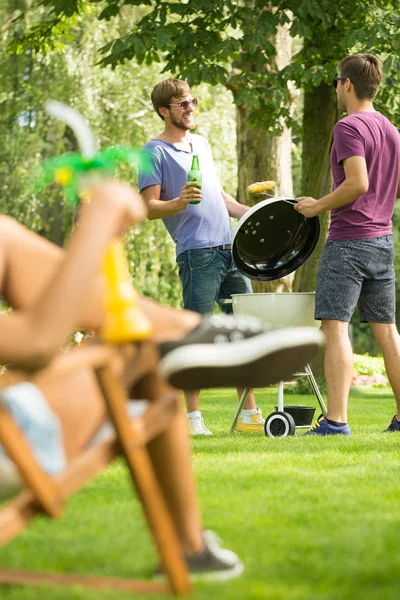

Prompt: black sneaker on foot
[
  {"left": 160, "top": 314, "right": 325, "bottom": 391},
  {"left": 301, "top": 415, "right": 351, "bottom": 436},
  {"left": 384, "top": 415, "right": 400, "bottom": 432},
  {"left": 155, "top": 530, "right": 244, "bottom": 582}
]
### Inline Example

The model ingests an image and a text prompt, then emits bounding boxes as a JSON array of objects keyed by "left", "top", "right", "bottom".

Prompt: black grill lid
[{"left": 232, "top": 197, "right": 320, "bottom": 281}]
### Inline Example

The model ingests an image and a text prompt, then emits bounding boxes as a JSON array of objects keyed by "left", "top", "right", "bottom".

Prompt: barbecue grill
[{"left": 228, "top": 196, "right": 327, "bottom": 437}]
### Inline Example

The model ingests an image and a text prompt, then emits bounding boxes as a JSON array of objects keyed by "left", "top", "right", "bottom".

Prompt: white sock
[
  {"left": 241, "top": 408, "right": 258, "bottom": 416},
  {"left": 187, "top": 411, "right": 201, "bottom": 419}
]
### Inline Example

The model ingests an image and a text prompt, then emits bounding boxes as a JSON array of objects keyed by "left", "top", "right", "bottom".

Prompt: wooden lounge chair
[{"left": 0, "top": 340, "right": 191, "bottom": 596}]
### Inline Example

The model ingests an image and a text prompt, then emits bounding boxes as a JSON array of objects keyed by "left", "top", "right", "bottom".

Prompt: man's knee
[
  {"left": 370, "top": 321, "right": 399, "bottom": 344},
  {"left": 321, "top": 319, "right": 350, "bottom": 339}
]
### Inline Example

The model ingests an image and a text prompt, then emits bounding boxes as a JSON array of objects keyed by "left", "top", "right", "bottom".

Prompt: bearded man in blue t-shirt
[
  {"left": 139, "top": 78, "right": 264, "bottom": 435},
  {"left": 295, "top": 54, "right": 400, "bottom": 436}
]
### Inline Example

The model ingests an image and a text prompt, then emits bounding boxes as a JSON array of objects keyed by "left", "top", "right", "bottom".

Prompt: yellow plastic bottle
[{"left": 100, "top": 238, "right": 152, "bottom": 344}]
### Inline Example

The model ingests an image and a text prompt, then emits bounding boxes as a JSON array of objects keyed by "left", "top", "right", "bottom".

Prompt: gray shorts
[{"left": 315, "top": 236, "right": 395, "bottom": 323}]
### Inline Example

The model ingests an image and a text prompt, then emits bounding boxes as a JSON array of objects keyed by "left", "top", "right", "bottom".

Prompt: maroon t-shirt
[{"left": 329, "top": 111, "right": 400, "bottom": 240}]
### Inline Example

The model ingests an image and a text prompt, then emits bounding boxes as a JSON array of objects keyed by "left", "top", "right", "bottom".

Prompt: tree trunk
[
  {"left": 293, "top": 82, "right": 339, "bottom": 292},
  {"left": 236, "top": 107, "right": 293, "bottom": 292},
  {"left": 293, "top": 81, "right": 339, "bottom": 382},
  {"left": 233, "top": 22, "right": 294, "bottom": 293}
]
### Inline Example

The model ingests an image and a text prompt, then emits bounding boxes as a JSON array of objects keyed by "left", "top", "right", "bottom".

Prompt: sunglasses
[
  {"left": 332, "top": 77, "right": 348, "bottom": 89},
  {"left": 169, "top": 98, "right": 198, "bottom": 110}
]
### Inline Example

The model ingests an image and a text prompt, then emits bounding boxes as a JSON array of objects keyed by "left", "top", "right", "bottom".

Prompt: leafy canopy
[{"left": 11, "top": 1, "right": 400, "bottom": 130}]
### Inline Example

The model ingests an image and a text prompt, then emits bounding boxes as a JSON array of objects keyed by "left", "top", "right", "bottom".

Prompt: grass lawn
[{"left": 1, "top": 385, "right": 400, "bottom": 600}]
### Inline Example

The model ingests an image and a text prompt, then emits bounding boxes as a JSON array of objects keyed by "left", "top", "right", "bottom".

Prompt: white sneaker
[
  {"left": 188, "top": 412, "right": 213, "bottom": 435},
  {"left": 235, "top": 407, "right": 264, "bottom": 433}
]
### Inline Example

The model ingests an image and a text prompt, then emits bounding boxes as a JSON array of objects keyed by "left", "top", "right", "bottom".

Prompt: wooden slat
[
  {"left": 96, "top": 365, "right": 191, "bottom": 597},
  {"left": 0, "top": 569, "right": 171, "bottom": 594},
  {"left": 0, "top": 406, "right": 64, "bottom": 518}
]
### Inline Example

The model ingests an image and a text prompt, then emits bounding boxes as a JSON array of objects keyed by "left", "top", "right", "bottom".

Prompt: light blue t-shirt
[{"left": 139, "top": 134, "right": 233, "bottom": 257}]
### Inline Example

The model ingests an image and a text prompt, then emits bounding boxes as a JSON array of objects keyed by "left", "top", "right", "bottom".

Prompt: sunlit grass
[{"left": 1, "top": 385, "right": 400, "bottom": 600}]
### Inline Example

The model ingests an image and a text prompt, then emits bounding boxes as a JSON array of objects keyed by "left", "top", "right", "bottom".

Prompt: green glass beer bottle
[{"left": 187, "top": 154, "right": 202, "bottom": 205}]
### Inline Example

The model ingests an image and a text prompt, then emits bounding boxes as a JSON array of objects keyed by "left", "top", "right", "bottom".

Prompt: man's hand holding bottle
[{"left": 177, "top": 181, "right": 202, "bottom": 210}]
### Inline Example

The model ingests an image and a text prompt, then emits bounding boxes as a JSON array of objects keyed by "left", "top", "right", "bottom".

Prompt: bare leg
[
  {"left": 139, "top": 296, "right": 201, "bottom": 342},
  {"left": 0, "top": 216, "right": 200, "bottom": 342},
  {"left": 370, "top": 322, "right": 400, "bottom": 419},
  {"left": 184, "top": 388, "right": 257, "bottom": 414},
  {"left": 237, "top": 388, "right": 256, "bottom": 409},
  {"left": 184, "top": 391, "right": 200, "bottom": 413},
  {"left": 321, "top": 319, "right": 353, "bottom": 422}
]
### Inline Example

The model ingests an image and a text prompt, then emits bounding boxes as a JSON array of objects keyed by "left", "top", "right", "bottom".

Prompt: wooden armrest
[{"left": 0, "top": 344, "right": 137, "bottom": 390}]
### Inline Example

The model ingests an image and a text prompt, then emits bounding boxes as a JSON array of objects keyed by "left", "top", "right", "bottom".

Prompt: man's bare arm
[
  {"left": 141, "top": 183, "right": 201, "bottom": 219},
  {"left": 295, "top": 156, "right": 369, "bottom": 217},
  {"left": 221, "top": 189, "right": 250, "bottom": 219}
]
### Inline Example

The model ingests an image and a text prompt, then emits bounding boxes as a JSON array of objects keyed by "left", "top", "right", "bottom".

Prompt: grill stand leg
[
  {"left": 228, "top": 366, "right": 326, "bottom": 434},
  {"left": 304, "top": 364, "right": 327, "bottom": 415},
  {"left": 276, "top": 365, "right": 326, "bottom": 419},
  {"left": 228, "top": 387, "right": 250, "bottom": 434},
  {"left": 277, "top": 381, "right": 284, "bottom": 412}
]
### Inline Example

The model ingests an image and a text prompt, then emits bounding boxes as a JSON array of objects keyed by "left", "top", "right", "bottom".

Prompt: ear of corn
[{"left": 248, "top": 180, "right": 275, "bottom": 194}]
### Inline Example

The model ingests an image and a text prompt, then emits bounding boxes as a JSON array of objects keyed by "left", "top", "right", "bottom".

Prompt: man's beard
[{"left": 170, "top": 113, "right": 195, "bottom": 131}]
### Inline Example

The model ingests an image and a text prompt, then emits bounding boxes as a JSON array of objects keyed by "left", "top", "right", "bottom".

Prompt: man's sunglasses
[
  {"left": 169, "top": 98, "right": 198, "bottom": 110},
  {"left": 332, "top": 77, "right": 348, "bottom": 89}
]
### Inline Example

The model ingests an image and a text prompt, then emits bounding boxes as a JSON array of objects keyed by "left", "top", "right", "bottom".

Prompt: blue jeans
[{"left": 177, "top": 248, "right": 252, "bottom": 314}]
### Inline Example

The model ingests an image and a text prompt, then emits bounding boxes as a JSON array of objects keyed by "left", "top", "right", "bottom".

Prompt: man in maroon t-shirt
[{"left": 295, "top": 53, "right": 400, "bottom": 436}]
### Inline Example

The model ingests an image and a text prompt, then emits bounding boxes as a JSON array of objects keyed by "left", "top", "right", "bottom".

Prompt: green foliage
[
  {"left": 351, "top": 316, "right": 381, "bottom": 357},
  {"left": 13, "top": 1, "right": 286, "bottom": 132},
  {"left": 283, "top": 1, "right": 400, "bottom": 128},
  {"left": 286, "top": 371, "right": 327, "bottom": 396},
  {"left": 353, "top": 354, "right": 386, "bottom": 378},
  {"left": 288, "top": 353, "right": 388, "bottom": 395},
  {"left": 351, "top": 202, "right": 400, "bottom": 354},
  {"left": 0, "top": 2, "right": 239, "bottom": 307},
  {"left": 25, "top": 1, "right": 400, "bottom": 134}
]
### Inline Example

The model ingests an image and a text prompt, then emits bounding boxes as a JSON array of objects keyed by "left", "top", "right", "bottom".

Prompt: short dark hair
[
  {"left": 151, "top": 79, "right": 191, "bottom": 121},
  {"left": 338, "top": 54, "right": 382, "bottom": 100}
]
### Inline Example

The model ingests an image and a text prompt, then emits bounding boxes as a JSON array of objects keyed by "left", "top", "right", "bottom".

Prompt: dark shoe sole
[
  {"left": 154, "top": 561, "right": 244, "bottom": 583},
  {"left": 301, "top": 429, "right": 351, "bottom": 436}
]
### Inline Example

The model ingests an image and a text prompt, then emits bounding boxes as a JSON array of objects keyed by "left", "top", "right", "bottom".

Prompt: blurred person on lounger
[{"left": 0, "top": 178, "right": 323, "bottom": 578}]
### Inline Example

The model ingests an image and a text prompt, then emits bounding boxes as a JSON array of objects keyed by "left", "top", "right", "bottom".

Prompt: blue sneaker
[
  {"left": 302, "top": 415, "right": 351, "bottom": 436},
  {"left": 384, "top": 415, "right": 400, "bottom": 432}
]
